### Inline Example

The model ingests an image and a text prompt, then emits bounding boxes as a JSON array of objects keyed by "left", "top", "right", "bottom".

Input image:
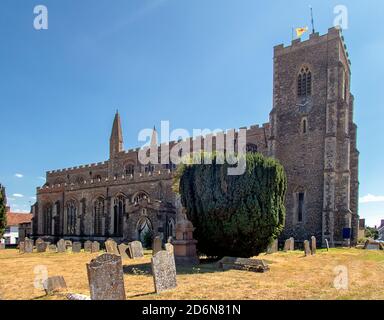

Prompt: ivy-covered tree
[
  {"left": 175, "top": 152, "right": 287, "bottom": 258},
  {"left": 0, "top": 184, "right": 7, "bottom": 239}
]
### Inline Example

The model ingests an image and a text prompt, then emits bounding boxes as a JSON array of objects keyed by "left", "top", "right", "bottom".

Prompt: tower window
[
  {"left": 301, "top": 117, "right": 308, "bottom": 134},
  {"left": 298, "top": 66, "right": 312, "bottom": 97},
  {"left": 298, "top": 192, "right": 305, "bottom": 222}
]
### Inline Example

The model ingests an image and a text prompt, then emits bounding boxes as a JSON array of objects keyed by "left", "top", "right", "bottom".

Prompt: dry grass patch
[{"left": 0, "top": 248, "right": 383, "bottom": 300}]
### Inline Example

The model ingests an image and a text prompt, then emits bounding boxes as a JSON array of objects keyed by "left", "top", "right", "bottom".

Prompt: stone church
[{"left": 32, "top": 27, "right": 359, "bottom": 247}]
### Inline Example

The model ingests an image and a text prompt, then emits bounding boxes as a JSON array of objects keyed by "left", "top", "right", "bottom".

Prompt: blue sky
[{"left": 0, "top": 0, "right": 383, "bottom": 227}]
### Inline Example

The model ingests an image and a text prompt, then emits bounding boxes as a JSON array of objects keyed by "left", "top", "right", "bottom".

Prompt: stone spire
[
  {"left": 110, "top": 111, "right": 124, "bottom": 158},
  {"left": 150, "top": 126, "right": 158, "bottom": 147}
]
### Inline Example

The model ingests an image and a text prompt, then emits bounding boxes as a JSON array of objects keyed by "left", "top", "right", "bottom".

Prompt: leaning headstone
[
  {"left": 266, "top": 239, "right": 278, "bottom": 254},
  {"left": 86, "top": 254, "right": 126, "bottom": 300},
  {"left": 72, "top": 242, "right": 82, "bottom": 253},
  {"left": 283, "top": 239, "right": 291, "bottom": 252},
  {"left": 37, "top": 242, "right": 48, "bottom": 253},
  {"left": 48, "top": 244, "right": 57, "bottom": 252},
  {"left": 91, "top": 241, "right": 100, "bottom": 253},
  {"left": 289, "top": 237, "right": 295, "bottom": 251},
  {"left": 25, "top": 239, "right": 33, "bottom": 253},
  {"left": 151, "top": 251, "right": 177, "bottom": 293},
  {"left": 43, "top": 276, "right": 67, "bottom": 295},
  {"left": 128, "top": 241, "right": 144, "bottom": 259},
  {"left": 19, "top": 241, "right": 25, "bottom": 253},
  {"left": 84, "top": 241, "right": 92, "bottom": 252},
  {"left": 118, "top": 243, "right": 130, "bottom": 259},
  {"left": 105, "top": 239, "right": 119, "bottom": 255},
  {"left": 165, "top": 243, "right": 174, "bottom": 255},
  {"left": 217, "top": 257, "right": 269, "bottom": 273},
  {"left": 57, "top": 239, "right": 66, "bottom": 253},
  {"left": 311, "top": 236, "right": 316, "bottom": 255},
  {"left": 325, "top": 239, "right": 330, "bottom": 251},
  {"left": 304, "top": 240, "right": 311, "bottom": 256},
  {"left": 153, "top": 236, "right": 162, "bottom": 256}
]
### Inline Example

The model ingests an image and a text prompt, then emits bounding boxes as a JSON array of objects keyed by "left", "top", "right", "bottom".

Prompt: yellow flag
[{"left": 296, "top": 26, "right": 308, "bottom": 38}]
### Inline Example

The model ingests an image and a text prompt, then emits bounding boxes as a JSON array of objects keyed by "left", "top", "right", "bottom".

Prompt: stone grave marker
[
  {"left": 151, "top": 251, "right": 177, "bottom": 293},
  {"left": 0, "top": 243, "right": 5, "bottom": 250},
  {"left": 37, "top": 242, "right": 48, "bottom": 253},
  {"left": 304, "top": 240, "right": 311, "bottom": 256},
  {"left": 86, "top": 253, "right": 126, "bottom": 300},
  {"left": 153, "top": 236, "right": 162, "bottom": 256},
  {"left": 105, "top": 239, "right": 119, "bottom": 255},
  {"left": 19, "top": 241, "right": 25, "bottom": 253},
  {"left": 84, "top": 240, "right": 92, "bottom": 252},
  {"left": 91, "top": 241, "right": 100, "bottom": 253},
  {"left": 364, "top": 239, "right": 381, "bottom": 250},
  {"left": 65, "top": 240, "right": 72, "bottom": 250},
  {"left": 118, "top": 243, "right": 130, "bottom": 259},
  {"left": 165, "top": 243, "right": 174, "bottom": 255},
  {"left": 25, "top": 239, "right": 33, "bottom": 253},
  {"left": 289, "top": 237, "right": 295, "bottom": 251},
  {"left": 266, "top": 239, "right": 278, "bottom": 254},
  {"left": 36, "top": 238, "right": 44, "bottom": 246},
  {"left": 283, "top": 238, "right": 291, "bottom": 252},
  {"left": 311, "top": 236, "right": 316, "bottom": 255},
  {"left": 43, "top": 276, "right": 67, "bottom": 295},
  {"left": 128, "top": 241, "right": 144, "bottom": 259},
  {"left": 57, "top": 239, "right": 66, "bottom": 253},
  {"left": 217, "top": 257, "right": 269, "bottom": 273},
  {"left": 72, "top": 242, "right": 82, "bottom": 253},
  {"left": 48, "top": 244, "right": 57, "bottom": 252}
]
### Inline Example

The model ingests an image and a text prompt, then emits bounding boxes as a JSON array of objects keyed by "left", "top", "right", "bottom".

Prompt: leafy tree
[
  {"left": 175, "top": 152, "right": 287, "bottom": 258},
  {"left": 365, "top": 226, "right": 379, "bottom": 240},
  {"left": 0, "top": 185, "right": 7, "bottom": 239}
]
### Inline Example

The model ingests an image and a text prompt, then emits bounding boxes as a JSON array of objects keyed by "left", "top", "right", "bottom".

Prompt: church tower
[
  {"left": 269, "top": 27, "right": 359, "bottom": 246},
  {"left": 110, "top": 111, "right": 124, "bottom": 158}
]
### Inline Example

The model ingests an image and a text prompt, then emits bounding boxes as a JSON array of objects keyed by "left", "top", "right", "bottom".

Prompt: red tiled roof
[{"left": 6, "top": 212, "right": 33, "bottom": 226}]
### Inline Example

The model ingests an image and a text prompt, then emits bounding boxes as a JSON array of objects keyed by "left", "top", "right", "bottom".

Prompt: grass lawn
[{"left": 0, "top": 248, "right": 383, "bottom": 300}]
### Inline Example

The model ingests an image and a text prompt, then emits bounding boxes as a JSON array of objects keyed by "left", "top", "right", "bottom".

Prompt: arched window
[
  {"left": 167, "top": 218, "right": 175, "bottom": 239},
  {"left": 246, "top": 143, "right": 258, "bottom": 153},
  {"left": 137, "top": 217, "right": 153, "bottom": 243},
  {"left": 133, "top": 191, "right": 149, "bottom": 204},
  {"left": 301, "top": 117, "right": 308, "bottom": 134},
  {"left": 43, "top": 204, "right": 52, "bottom": 235},
  {"left": 54, "top": 201, "right": 61, "bottom": 236},
  {"left": 125, "top": 164, "right": 135, "bottom": 175},
  {"left": 294, "top": 188, "right": 306, "bottom": 223},
  {"left": 113, "top": 195, "right": 125, "bottom": 236},
  {"left": 66, "top": 200, "right": 77, "bottom": 235},
  {"left": 298, "top": 66, "right": 312, "bottom": 97},
  {"left": 144, "top": 165, "right": 154, "bottom": 173},
  {"left": 94, "top": 175, "right": 102, "bottom": 183},
  {"left": 93, "top": 198, "right": 104, "bottom": 236},
  {"left": 75, "top": 176, "right": 85, "bottom": 185}
]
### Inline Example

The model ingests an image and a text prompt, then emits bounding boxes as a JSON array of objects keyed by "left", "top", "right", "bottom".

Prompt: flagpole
[{"left": 310, "top": 5, "right": 315, "bottom": 34}]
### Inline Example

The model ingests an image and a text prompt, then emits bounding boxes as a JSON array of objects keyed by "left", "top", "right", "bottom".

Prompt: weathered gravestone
[
  {"left": 311, "top": 236, "right": 316, "bottom": 255},
  {"left": 65, "top": 240, "right": 72, "bottom": 250},
  {"left": 304, "top": 240, "right": 311, "bottom": 256},
  {"left": 118, "top": 243, "right": 130, "bottom": 259},
  {"left": 19, "top": 241, "right": 25, "bottom": 253},
  {"left": 217, "top": 257, "right": 269, "bottom": 273},
  {"left": 36, "top": 238, "right": 44, "bottom": 246},
  {"left": 325, "top": 239, "right": 330, "bottom": 251},
  {"left": 0, "top": 243, "right": 5, "bottom": 250},
  {"left": 84, "top": 241, "right": 92, "bottom": 252},
  {"left": 151, "top": 251, "right": 177, "bottom": 293},
  {"left": 72, "top": 242, "right": 82, "bottom": 253},
  {"left": 283, "top": 238, "right": 291, "bottom": 252},
  {"left": 37, "top": 242, "right": 48, "bottom": 253},
  {"left": 266, "top": 239, "right": 278, "bottom": 254},
  {"left": 153, "top": 236, "right": 162, "bottom": 256},
  {"left": 86, "top": 254, "right": 126, "bottom": 300},
  {"left": 105, "top": 239, "right": 119, "bottom": 255},
  {"left": 289, "top": 237, "right": 295, "bottom": 251},
  {"left": 165, "top": 243, "right": 174, "bottom": 255},
  {"left": 24, "top": 239, "right": 33, "bottom": 253},
  {"left": 48, "top": 244, "right": 57, "bottom": 252},
  {"left": 57, "top": 239, "right": 66, "bottom": 253},
  {"left": 43, "top": 276, "right": 67, "bottom": 295},
  {"left": 128, "top": 241, "right": 144, "bottom": 259},
  {"left": 364, "top": 239, "right": 381, "bottom": 250},
  {"left": 91, "top": 241, "right": 100, "bottom": 253}
]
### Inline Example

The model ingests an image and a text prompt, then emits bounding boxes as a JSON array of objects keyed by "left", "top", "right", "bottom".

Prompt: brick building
[{"left": 32, "top": 27, "right": 359, "bottom": 247}]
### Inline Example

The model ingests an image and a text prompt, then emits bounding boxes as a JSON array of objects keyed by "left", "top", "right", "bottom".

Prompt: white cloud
[
  {"left": 14, "top": 173, "right": 24, "bottom": 178},
  {"left": 12, "top": 193, "right": 24, "bottom": 198},
  {"left": 359, "top": 194, "right": 384, "bottom": 204}
]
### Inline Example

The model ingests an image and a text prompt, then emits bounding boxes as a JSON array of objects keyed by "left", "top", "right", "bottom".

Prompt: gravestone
[
  {"left": 105, "top": 239, "right": 119, "bottom": 255},
  {"left": 151, "top": 251, "right": 177, "bottom": 293},
  {"left": 118, "top": 243, "right": 130, "bottom": 259},
  {"left": 304, "top": 240, "right": 311, "bottom": 256},
  {"left": 65, "top": 240, "right": 72, "bottom": 250},
  {"left": 167, "top": 237, "right": 173, "bottom": 243},
  {"left": 91, "top": 241, "right": 100, "bottom": 253},
  {"left": 128, "top": 241, "right": 144, "bottom": 259},
  {"left": 217, "top": 257, "right": 269, "bottom": 273},
  {"left": 25, "top": 239, "right": 33, "bottom": 253},
  {"left": 43, "top": 276, "right": 67, "bottom": 295},
  {"left": 0, "top": 243, "right": 5, "bottom": 250},
  {"left": 72, "top": 242, "right": 82, "bottom": 253},
  {"left": 165, "top": 243, "right": 174, "bottom": 255},
  {"left": 153, "top": 236, "right": 162, "bottom": 256},
  {"left": 289, "top": 237, "right": 295, "bottom": 251},
  {"left": 57, "top": 239, "right": 66, "bottom": 253},
  {"left": 283, "top": 239, "right": 291, "bottom": 252},
  {"left": 364, "top": 239, "right": 381, "bottom": 250},
  {"left": 37, "top": 242, "right": 48, "bottom": 253},
  {"left": 325, "top": 239, "right": 330, "bottom": 251},
  {"left": 86, "top": 253, "right": 126, "bottom": 300},
  {"left": 266, "top": 239, "right": 278, "bottom": 254},
  {"left": 48, "top": 244, "right": 57, "bottom": 252},
  {"left": 311, "top": 236, "right": 316, "bottom": 255},
  {"left": 36, "top": 238, "right": 44, "bottom": 246},
  {"left": 19, "top": 241, "right": 25, "bottom": 253},
  {"left": 84, "top": 241, "right": 92, "bottom": 252}
]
